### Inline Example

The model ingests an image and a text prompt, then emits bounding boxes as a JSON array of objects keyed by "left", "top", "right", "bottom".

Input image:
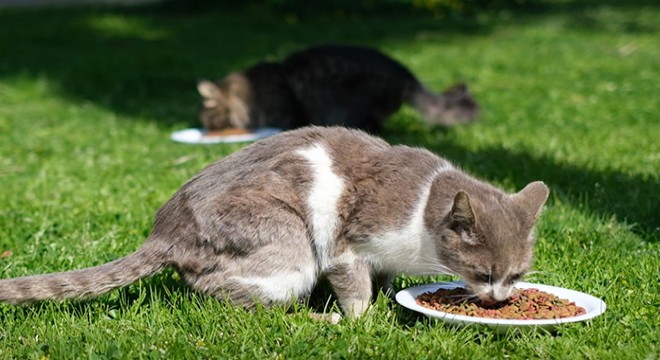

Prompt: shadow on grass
[
  {"left": 0, "top": 2, "right": 491, "bottom": 128},
  {"left": 1, "top": 0, "right": 656, "bottom": 127}
]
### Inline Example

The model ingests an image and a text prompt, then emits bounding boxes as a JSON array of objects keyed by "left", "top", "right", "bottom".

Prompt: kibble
[{"left": 416, "top": 287, "right": 587, "bottom": 320}]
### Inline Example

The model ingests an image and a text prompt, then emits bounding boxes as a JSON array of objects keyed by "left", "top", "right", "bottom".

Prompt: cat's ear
[
  {"left": 197, "top": 80, "right": 223, "bottom": 99},
  {"left": 512, "top": 181, "right": 550, "bottom": 219},
  {"left": 450, "top": 191, "right": 476, "bottom": 229}
]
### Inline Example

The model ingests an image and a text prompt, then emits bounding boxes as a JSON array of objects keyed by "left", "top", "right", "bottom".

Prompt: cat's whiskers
[
  {"left": 445, "top": 293, "right": 475, "bottom": 300},
  {"left": 468, "top": 289, "right": 489, "bottom": 301},
  {"left": 415, "top": 271, "right": 456, "bottom": 277},
  {"left": 464, "top": 294, "right": 480, "bottom": 302},
  {"left": 414, "top": 256, "right": 457, "bottom": 275},
  {"left": 417, "top": 254, "right": 451, "bottom": 267},
  {"left": 446, "top": 295, "right": 475, "bottom": 305},
  {"left": 418, "top": 265, "right": 456, "bottom": 275}
]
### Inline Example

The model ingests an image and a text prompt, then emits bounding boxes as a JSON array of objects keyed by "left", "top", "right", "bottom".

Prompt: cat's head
[
  {"left": 425, "top": 83, "right": 480, "bottom": 126},
  {"left": 197, "top": 74, "right": 251, "bottom": 131},
  {"left": 435, "top": 181, "right": 550, "bottom": 303}
]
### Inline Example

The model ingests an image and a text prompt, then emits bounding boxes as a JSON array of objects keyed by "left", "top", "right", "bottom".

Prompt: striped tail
[{"left": 0, "top": 241, "right": 169, "bottom": 305}]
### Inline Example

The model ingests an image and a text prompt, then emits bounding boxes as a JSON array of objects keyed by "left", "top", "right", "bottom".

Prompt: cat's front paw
[{"left": 308, "top": 312, "right": 342, "bottom": 324}]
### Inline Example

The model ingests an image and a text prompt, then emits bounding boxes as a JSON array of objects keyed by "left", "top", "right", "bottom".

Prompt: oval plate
[
  {"left": 171, "top": 127, "right": 281, "bottom": 144},
  {"left": 395, "top": 281, "right": 606, "bottom": 332}
]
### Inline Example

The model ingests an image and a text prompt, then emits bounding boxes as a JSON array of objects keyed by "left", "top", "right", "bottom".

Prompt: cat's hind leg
[
  {"left": 176, "top": 194, "right": 319, "bottom": 308},
  {"left": 184, "top": 235, "right": 319, "bottom": 309}
]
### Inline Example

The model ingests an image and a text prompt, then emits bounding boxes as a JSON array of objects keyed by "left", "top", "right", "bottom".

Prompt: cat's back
[
  {"left": 153, "top": 127, "right": 448, "bottom": 242},
  {"left": 280, "top": 45, "right": 424, "bottom": 131},
  {"left": 179, "top": 127, "right": 389, "bottom": 195},
  {"left": 282, "top": 45, "right": 418, "bottom": 87}
]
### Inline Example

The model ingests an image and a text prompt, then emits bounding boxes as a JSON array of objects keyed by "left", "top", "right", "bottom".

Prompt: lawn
[{"left": 0, "top": 0, "right": 658, "bottom": 359}]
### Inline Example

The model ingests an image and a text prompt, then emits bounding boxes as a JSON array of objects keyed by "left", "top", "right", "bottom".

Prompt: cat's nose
[
  {"left": 479, "top": 290, "right": 508, "bottom": 305},
  {"left": 490, "top": 289, "right": 512, "bottom": 302}
]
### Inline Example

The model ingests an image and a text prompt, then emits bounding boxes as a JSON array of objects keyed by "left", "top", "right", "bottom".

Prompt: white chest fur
[{"left": 351, "top": 167, "right": 452, "bottom": 275}]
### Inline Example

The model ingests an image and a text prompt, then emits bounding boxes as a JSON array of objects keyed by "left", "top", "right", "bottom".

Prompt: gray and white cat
[{"left": 0, "top": 127, "right": 548, "bottom": 318}]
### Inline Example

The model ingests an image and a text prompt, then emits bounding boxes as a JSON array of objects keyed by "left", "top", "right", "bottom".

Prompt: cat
[
  {"left": 0, "top": 127, "right": 548, "bottom": 318},
  {"left": 197, "top": 45, "right": 479, "bottom": 134}
]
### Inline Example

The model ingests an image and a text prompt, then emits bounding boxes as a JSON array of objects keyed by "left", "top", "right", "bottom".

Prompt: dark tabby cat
[
  {"left": 0, "top": 127, "right": 548, "bottom": 320},
  {"left": 198, "top": 45, "right": 479, "bottom": 134}
]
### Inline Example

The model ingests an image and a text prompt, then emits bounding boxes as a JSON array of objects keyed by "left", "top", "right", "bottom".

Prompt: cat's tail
[
  {"left": 0, "top": 240, "right": 170, "bottom": 305},
  {"left": 409, "top": 83, "right": 480, "bottom": 126}
]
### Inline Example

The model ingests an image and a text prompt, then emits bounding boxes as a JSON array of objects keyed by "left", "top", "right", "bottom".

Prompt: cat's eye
[
  {"left": 475, "top": 273, "right": 491, "bottom": 283},
  {"left": 507, "top": 273, "right": 524, "bottom": 284}
]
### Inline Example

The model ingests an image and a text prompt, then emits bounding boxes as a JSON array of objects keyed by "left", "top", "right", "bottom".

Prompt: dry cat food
[{"left": 416, "top": 287, "right": 587, "bottom": 320}]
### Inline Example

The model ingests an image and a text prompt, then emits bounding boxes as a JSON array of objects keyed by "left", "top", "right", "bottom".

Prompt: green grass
[{"left": 0, "top": 1, "right": 658, "bottom": 359}]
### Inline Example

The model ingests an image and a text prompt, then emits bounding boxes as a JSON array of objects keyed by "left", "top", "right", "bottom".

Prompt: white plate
[
  {"left": 171, "top": 127, "right": 282, "bottom": 144},
  {"left": 395, "top": 281, "right": 606, "bottom": 332}
]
